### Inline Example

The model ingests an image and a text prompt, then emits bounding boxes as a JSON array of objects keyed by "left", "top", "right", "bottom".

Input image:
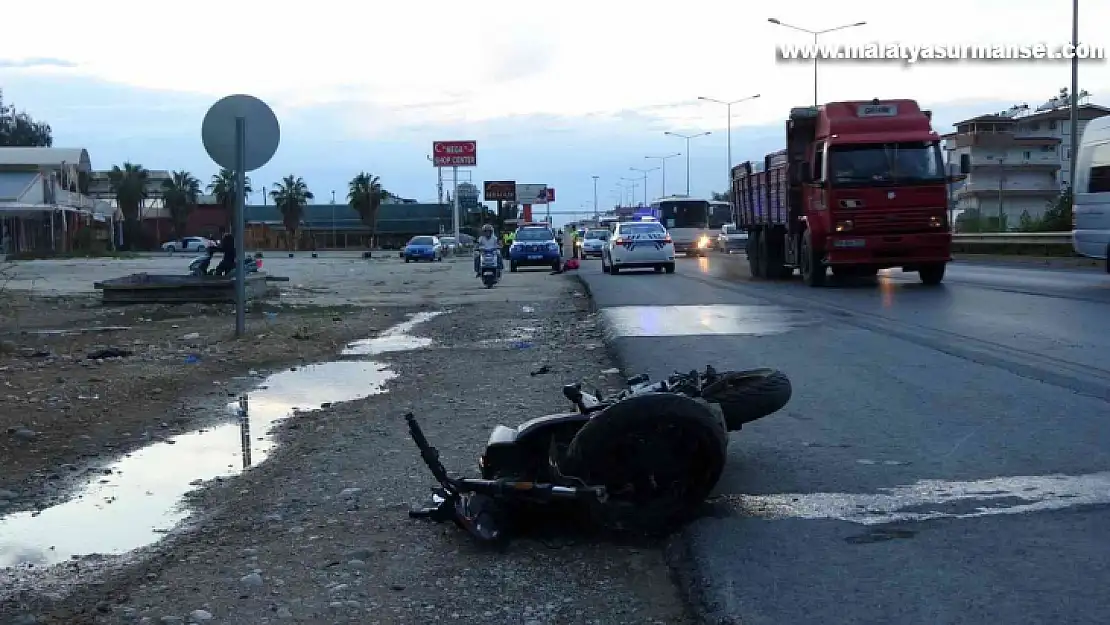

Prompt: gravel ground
[{"left": 0, "top": 260, "right": 692, "bottom": 625}]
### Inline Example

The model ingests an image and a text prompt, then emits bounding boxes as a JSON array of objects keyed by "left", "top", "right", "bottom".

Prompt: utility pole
[
  {"left": 591, "top": 175, "right": 599, "bottom": 219},
  {"left": 330, "top": 190, "right": 336, "bottom": 249},
  {"left": 630, "top": 166, "right": 659, "bottom": 205},
  {"left": 698, "top": 94, "right": 760, "bottom": 214},
  {"left": 1068, "top": 0, "right": 1080, "bottom": 194},
  {"left": 767, "top": 17, "right": 866, "bottom": 105},
  {"left": 664, "top": 131, "right": 712, "bottom": 196},
  {"left": 646, "top": 153, "right": 681, "bottom": 197}
]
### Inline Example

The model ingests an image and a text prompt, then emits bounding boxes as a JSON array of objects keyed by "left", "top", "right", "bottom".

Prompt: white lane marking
[{"left": 723, "top": 472, "right": 1110, "bottom": 524}]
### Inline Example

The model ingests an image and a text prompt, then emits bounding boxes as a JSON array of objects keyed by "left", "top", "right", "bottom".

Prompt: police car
[
  {"left": 601, "top": 218, "right": 676, "bottom": 274},
  {"left": 508, "top": 223, "right": 562, "bottom": 272}
]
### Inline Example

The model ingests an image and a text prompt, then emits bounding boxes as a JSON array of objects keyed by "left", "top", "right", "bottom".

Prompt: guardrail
[
  {"left": 952, "top": 232, "right": 1071, "bottom": 244},
  {"left": 951, "top": 232, "right": 1073, "bottom": 256}
]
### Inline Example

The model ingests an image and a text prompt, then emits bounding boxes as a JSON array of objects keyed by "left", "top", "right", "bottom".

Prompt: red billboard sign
[
  {"left": 432, "top": 140, "right": 477, "bottom": 167},
  {"left": 546, "top": 188, "right": 555, "bottom": 202}
]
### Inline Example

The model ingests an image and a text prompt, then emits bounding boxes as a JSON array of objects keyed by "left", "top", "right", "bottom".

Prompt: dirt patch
[
  {"left": 0, "top": 281, "right": 692, "bottom": 625},
  {"left": 0, "top": 292, "right": 422, "bottom": 515}
]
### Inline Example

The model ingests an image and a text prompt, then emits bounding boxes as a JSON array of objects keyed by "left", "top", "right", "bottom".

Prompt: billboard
[
  {"left": 432, "top": 140, "right": 477, "bottom": 167},
  {"left": 516, "top": 183, "right": 548, "bottom": 205},
  {"left": 546, "top": 188, "right": 555, "bottom": 202},
  {"left": 483, "top": 180, "right": 516, "bottom": 201}
]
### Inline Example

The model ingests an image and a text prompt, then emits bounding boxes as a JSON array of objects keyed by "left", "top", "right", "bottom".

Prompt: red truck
[{"left": 731, "top": 98, "right": 953, "bottom": 286}]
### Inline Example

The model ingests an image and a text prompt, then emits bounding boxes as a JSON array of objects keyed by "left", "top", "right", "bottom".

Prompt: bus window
[{"left": 1087, "top": 142, "right": 1110, "bottom": 193}]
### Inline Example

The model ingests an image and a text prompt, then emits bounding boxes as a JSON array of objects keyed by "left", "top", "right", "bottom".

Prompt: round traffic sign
[{"left": 201, "top": 94, "right": 280, "bottom": 172}]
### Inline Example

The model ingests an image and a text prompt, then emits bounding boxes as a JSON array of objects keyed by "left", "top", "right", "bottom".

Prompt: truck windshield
[
  {"left": 828, "top": 141, "right": 944, "bottom": 186},
  {"left": 657, "top": 200, "right": 709, "bottom": 228}
]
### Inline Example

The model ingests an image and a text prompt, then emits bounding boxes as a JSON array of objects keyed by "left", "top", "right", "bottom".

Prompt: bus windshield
[
  {"left": 656, "top": 200, "right": 709, "bottom": 229},
  {"left": 708, "top": 202, "right": 730, "bottom": 229},
  {"left": 828, "top": 141, "right": 945, "bottom": 186}
]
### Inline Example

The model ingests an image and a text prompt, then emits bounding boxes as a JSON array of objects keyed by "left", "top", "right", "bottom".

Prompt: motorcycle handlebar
[{"left": 404, "top": 413, "right": 453, "bottom": 490}]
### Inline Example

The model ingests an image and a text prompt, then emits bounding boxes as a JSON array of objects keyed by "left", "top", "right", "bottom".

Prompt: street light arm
[
  {"left": 814, "top": 21, "right": 866, "bottom": 35},
  {"left": 767, "top": 17, "right": 816, "bottom": 35}
]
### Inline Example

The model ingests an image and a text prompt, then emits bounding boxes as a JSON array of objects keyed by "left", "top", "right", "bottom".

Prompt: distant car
[
  {"left": 162, "top": 237, "right": 212, "bottom": 253},
  {"left": 717, "top": 224, "right": 748, "bottom": 254},
  {"left": 601, "top": 220, "right": 675, "bottom": 274},
  {"left": 508, "top": 225, "right": 562, "bottom": 272},
  {"left": 439, "top": 236, "right": 459, "bottom": 255},
  {"left": 403, "top": 235, "right": 444, "bottom": 262},
  {"left": 579, "top": 228, "right": 610, "bottom": 259}
]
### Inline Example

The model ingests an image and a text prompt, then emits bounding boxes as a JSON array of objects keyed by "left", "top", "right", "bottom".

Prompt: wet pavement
[
  {"left": 0, "top": 313, "right": 442, "bottom": 571},
  {"left": 577, "top": 257, "right": 1110, "bottom": 624}
]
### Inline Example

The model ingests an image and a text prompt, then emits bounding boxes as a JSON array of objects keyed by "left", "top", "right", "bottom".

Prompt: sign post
[
  {"left": 432, "top": 141, "right": 476, "bottom": 242},
  {"left": 202, "top": 94, "right": 280, "bottom": 338}
]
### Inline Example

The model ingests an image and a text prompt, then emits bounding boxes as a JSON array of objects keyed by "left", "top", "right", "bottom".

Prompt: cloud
[{"left": 0, "top": 57, "right": 76, "bottom": 69}]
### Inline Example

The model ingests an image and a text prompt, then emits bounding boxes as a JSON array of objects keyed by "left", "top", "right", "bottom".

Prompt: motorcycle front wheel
[
  {"left": 700, "top": 368, "right": 792, "bottom": 431},
  {"left": 560, "top": 392, "right": 726, "bottom": 535}
]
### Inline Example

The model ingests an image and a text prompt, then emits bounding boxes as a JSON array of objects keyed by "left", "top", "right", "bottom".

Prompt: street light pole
[
  {"left": 591, "top": 175, "right": 599, "bottom": 219},
  {"left": 645, "top": 153, "right": 681, "bottom": 197},
  {"left": 1069, "top": 0, "right": 1080, "bottom": 193},
  {"left": 664, "top": 132, "right": 711, "bottom": 196},
  {"left": 698, "top": 94, "right": 760, "bottom": 203},
  {"left": 767, "top": 17, "right": 866, "bottom": 105},
  {"left": 629, "top": 167, "right": 659, "bottom": 205}
]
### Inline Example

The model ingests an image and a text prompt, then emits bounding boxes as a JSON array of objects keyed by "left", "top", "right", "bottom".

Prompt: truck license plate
[{"left": 834, "top": 239, "right": 865, "bottom": 248}]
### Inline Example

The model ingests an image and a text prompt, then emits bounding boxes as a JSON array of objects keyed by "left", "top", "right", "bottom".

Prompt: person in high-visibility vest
[{"left": 501, "top": 230, "right": 513, "bottom": 257}]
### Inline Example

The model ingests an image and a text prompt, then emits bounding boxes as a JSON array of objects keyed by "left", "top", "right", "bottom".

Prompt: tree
[
  {"left": 162, "top": 171, "right": 201, "bottom": 240},
  {"left": 1039, "top": 188, "right": 1073, "bottom": 232},
  {"left": 207, "top": 168, "right": 253, "bottom": 228},
  {"left": 347, "top": 172, "right": 390, "bottom": 247},
  {"left": 710, "top": 191, "right": 729, "bottom": 202},
  {"left": 270, "top": 175, "right": 313, "bottom": 250},
  {"left": 0, "top": 89, "right": 53, "bottom": 147},
  {"left": 107, "top": 163, "right": 149, "bottom": 250}
]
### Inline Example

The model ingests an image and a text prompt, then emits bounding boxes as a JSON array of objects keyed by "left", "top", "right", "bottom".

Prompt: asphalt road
[{"left": 577, "top": 254, "right": 1110, "bottom": 625}]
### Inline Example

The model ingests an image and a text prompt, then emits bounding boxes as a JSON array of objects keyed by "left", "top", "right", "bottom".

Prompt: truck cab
[{"left": 734, "top": 98, "right": 954, "bottom": 286}]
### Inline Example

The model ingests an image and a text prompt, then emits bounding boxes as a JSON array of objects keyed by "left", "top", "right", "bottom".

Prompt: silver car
[
  {"left": 439, "top": 236, "right": 459, "bottom": 255},
  {"left": 717, "top": 224, "right": 748, "bottom": 254},
  {"left": 162, "top": 236, "right": 213, "bottom": 253},
  {"left": 578, "top": 228, "right": 610, "bottom": 259}
]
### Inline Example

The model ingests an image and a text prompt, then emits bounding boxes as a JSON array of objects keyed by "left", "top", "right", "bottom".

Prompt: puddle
[
  {"left": 0, "top": 311, "right": 444, "bottom": 570},
  {"left": 600, "top": 304, "right": 815, "bottom": 338},
  {"left": 341, "top": 311, "right": 444, "bottom": 356},
  {"left": 722, "top": 471, "right": 1110, "bottom": 525}
]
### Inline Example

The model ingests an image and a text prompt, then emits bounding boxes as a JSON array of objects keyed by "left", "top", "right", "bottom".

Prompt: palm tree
[
  {"left": 107, "top": 162, "right": 149, "bottom": 249},
  {"left": 347, "top": 172, "right": 391, "bottom": 248},
  {"left": 270, "top": 175, "right": 314, "bottom": 250},
  {"left": 207, "top": 168, "right": 253, "bottom": 228},
  {"left": 162, "top": 170, "right": 201, "bottom": 240}
]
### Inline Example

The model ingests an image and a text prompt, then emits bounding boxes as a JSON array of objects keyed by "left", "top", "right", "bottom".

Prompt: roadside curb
[{"left": 568, "top": 272, "right": 635, "bottom": 378}]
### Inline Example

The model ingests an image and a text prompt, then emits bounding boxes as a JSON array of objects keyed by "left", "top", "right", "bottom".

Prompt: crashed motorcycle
[{"left": 406, "top": 365, "right": 791, "bottom": 544}]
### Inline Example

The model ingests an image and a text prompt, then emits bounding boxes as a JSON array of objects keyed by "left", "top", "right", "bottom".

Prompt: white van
[{"left": 1072, "top": 116, "right": 1110, "bottom": 263}]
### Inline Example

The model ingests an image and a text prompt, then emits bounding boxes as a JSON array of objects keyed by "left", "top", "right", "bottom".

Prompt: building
[
  {"left": 456, "top": 182, "right": 480, "bottom": 214},
  {"left": 239, "top": 202, "right": 453, "bottom": 250},
  {"left": 0, "top": 148, "right": 116, "bottom": 254},
  {"left": 943, "top": 93, "right": 1110, "bottom": 229}
]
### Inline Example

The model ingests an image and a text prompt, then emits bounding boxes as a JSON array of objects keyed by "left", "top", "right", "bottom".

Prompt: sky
[{"left": 2, "top": 0, "right": 1109, "bottom": 224}]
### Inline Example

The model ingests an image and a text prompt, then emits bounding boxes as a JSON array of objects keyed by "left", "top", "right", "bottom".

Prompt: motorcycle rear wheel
[
  {"left": 700, "top": 368, "right": 792, "bottom": 431},
  {"left": 560, "top": 393, "right": 727, "bottom": 535}
]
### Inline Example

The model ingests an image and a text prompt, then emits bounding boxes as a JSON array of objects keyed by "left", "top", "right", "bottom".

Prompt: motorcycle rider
[
  {"left": 474, "top": 224, "right": 503, "bottom": 276},
  {"left": 212, "top": 228, "right": 236, "bottom": 276}
]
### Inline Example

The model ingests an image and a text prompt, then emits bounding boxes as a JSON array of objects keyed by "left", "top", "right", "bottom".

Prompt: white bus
[
  {"left": 1073, "top": 115, "right": 1110, "bottom": 267},
  {"left": 649, "top": 196, "right": 713, "bottom": 256}
]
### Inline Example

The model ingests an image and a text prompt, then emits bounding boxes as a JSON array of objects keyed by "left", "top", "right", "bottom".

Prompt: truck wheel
[
  {"left": 748, "top": 231, "right": 764, "bottom": 278},
  {"left": 800, "top": 230, "right": 826, "bottom": 286},
  {"left": 561, "top": 393, "right": 727, "bottom": 535},
  {"left": 762, "top": 231, "right": 788, "bottom": 279},
  {"left": 919, "top": 263, "right": 946, "bottom": 285},
  {"left": 701, "top": 368, "right": 793, "bottom": 431}
]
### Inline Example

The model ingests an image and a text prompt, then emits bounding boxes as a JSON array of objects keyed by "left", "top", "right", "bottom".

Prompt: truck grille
[{"left": 838, "top": 208, "right": 940, "bottom": 235}]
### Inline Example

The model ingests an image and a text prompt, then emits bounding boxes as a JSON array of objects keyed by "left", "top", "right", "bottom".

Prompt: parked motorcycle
[
  {"left": 478, "top": 249, "right": 502, "bottom": 288},
  {"left": 406, "top": 365, "right": 791, "bottom": 544},
  {"left": 188, "top": 245, "right": 260, "bottom": 277}
]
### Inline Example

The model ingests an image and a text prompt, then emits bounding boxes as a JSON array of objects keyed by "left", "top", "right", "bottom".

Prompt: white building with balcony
[
  {"left": 0, "top": 147, "right": 117, "bottom": 254},
  {"left": 942, "top": 96, "right": 1110, "bottom": 230}
]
